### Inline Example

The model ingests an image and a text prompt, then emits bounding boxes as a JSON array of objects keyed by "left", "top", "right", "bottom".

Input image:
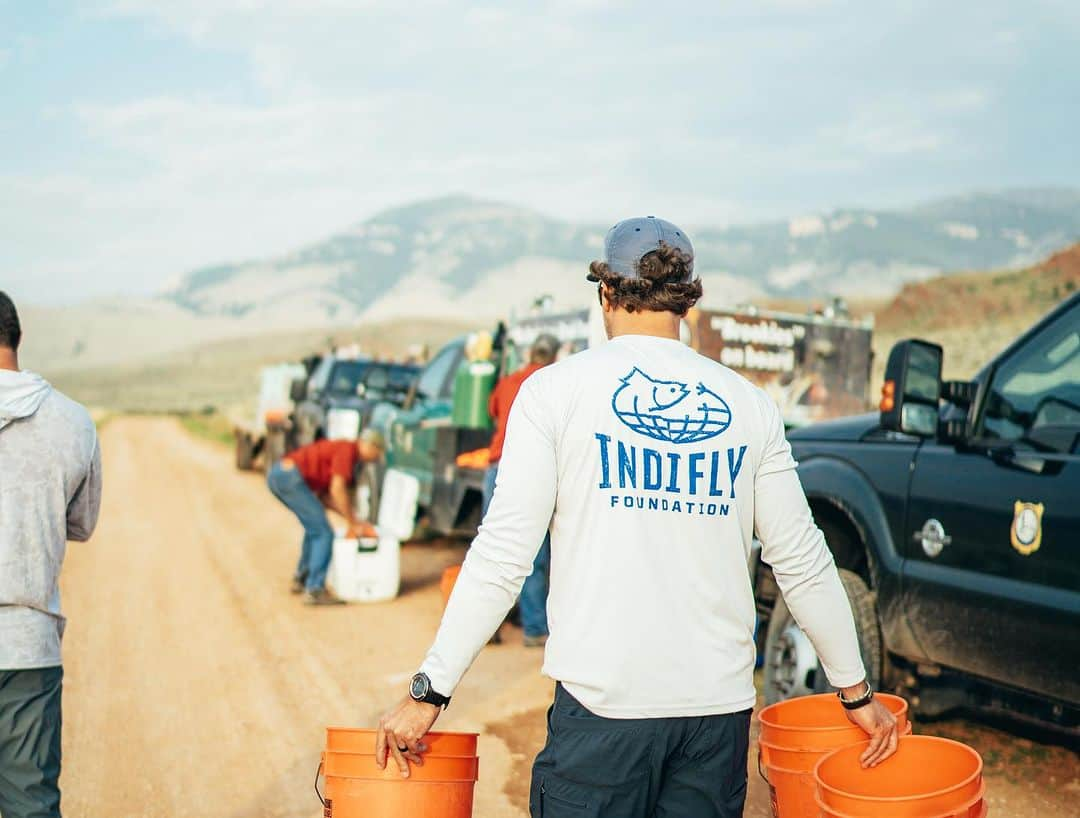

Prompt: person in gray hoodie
[{"left": 0, "top": 291, "right": 102, "bottom": 818}]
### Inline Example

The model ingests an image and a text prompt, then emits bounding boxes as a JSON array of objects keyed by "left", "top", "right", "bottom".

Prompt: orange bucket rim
[
  {"left": 814, "top": 736, "right": 983, "bottom": 803},
  {"left": 814, "top": 781, "right": 986, "bottom": 818},
  {"left": 758, "top": 692, "right": 909, "bottom": 732},
  {"left": 758, "top": 724, "right": 909, "bottom": 753},
  {"left": 323, "top": 750, "right": 478, "bottom": 760},
  {"left": 759, "top": 719, "right": 913, "bottom": 754},
  {"left": 326, "top": 727, "right": 480, "bottom": 738},
  {"left": 321, "top": 752, "right": 480, "bottom": 782}
]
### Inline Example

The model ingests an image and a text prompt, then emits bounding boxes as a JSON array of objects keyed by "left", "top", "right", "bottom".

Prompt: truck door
[
  {"left": 295, "top": 357, "right": 333, "bottom": 445},
  {"left": 389, "top": 341, "right": 464, "bottom": 504},
  {"left": 903, "top": 298, "right": 1080, "bottom": 704}
]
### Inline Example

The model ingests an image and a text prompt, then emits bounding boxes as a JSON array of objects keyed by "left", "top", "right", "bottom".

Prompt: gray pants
[
  {"left": 530, "top": 684, "right": 751, "bottom": 818},
  {"left": 0, "top": 667, "right": 62, "bottom": 818}
]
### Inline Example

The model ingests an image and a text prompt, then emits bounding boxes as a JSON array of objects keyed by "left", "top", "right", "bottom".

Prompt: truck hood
[{"left": 786, "top": 412, "right": 881, "bottom": 442}]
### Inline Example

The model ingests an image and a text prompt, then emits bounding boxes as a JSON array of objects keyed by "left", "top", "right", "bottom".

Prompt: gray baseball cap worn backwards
[{"left": 590, "top": 216, "right": 695, "bottom": 281}]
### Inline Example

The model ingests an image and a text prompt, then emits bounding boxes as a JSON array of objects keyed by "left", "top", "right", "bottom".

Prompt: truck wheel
[
  {"left": 263, "top": 428, "right": 286, "bottom": 474},
  {"left": 763, "top": 568, "right": 883, "bottom": 703},
  {"left": 235, "top": 433, "right": 255, "bottom": 471}
]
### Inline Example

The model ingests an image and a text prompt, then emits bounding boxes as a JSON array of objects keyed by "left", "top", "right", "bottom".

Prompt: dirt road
[{"left": 60, "top": 417, "right": 1077, "bottom": 817}]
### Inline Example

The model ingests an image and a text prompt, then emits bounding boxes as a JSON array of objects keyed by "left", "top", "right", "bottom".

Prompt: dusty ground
[{"left": 61, "top": 417, "right": 1077, "bottom": 817}]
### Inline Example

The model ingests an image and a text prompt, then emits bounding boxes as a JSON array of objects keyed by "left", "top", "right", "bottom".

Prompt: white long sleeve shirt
[{"left": 420, "top": 334, "right": 865, "bottom": 718}]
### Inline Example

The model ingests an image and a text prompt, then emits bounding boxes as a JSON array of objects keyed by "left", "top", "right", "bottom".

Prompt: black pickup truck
[
  {"left": 290, "top": 355, "right": 419, "bottom": 449},
  {"left": 758, "top": 292, "right": 1079, "bottom": 736}
]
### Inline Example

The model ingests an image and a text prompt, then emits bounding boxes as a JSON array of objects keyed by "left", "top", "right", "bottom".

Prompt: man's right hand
[{"left": 844, "top": 697, "right": 899, "bottom": 768}]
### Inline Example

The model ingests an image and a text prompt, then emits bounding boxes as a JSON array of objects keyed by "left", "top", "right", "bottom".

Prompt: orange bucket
[
  {"left": 326, "top": 727, "right": 478, "bottom": 757},
  {"left": 317, "top": 730, "right": 479, "bottom": 818},
  {"left": 816, "top": 782, "right": 986, "bottom": 818},
  {"left": 440, "top": 565, "right": 462, "bottom": 608},
  {"left": 757, "top": 693, "right": 909, "bottom": 818},
  {"left": 814, "top": 735, "right": 984, "bottom": 817}
]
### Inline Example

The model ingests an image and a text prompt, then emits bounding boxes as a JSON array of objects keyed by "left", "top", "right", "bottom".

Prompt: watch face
[{"left": 410, "top": 674, "right": 429, "bottom": 700}]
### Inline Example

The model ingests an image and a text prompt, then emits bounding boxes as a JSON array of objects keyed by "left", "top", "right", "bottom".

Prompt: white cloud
[
  {"left": 3, "top": 1, "right": 1067, "bottom": 302},
  {"left": 819, "top": 99, "right": 945, "bottom": 157}
]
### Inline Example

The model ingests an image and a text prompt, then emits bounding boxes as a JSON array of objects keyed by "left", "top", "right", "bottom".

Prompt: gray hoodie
[{"left": 0, "top": 370, "right": 102, "bottom": 669}]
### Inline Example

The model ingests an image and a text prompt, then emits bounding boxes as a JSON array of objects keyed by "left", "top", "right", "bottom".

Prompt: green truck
[{"left": 366, "top": 309, "right": 591, "bottom": 538}]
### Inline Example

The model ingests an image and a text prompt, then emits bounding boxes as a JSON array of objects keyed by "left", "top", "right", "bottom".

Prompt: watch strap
[
  {"left": 838, "top": 682, "right": 874, "bottom": 710},
  {"left": 421, "top": 689, "right": 451, "bottom": 709}
]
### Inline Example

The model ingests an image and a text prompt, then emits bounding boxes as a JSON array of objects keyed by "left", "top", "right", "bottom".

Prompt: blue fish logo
[{"left": 612, "top": 368, "right": 732, "bottom": 444}]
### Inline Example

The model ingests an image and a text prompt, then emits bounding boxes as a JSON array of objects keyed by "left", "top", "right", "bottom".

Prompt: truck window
[
  {"left": 415, "top": 345, "right": 460, "bottom": 399},
  {"left": 364, "top": 364, "right": 418, "bottom": 400},
  {"left": 307, "top": 357, "right": 333, "bottom": 395},
  {"left": 981, "top": 300, "right": 1080, "bottom": 452},
  {"left": 327, "top": 361, "right": 371, "bottom": 396}
]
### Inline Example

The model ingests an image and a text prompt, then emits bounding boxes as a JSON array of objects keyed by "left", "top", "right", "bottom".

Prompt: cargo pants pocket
[
  {"left": 533, "top": 775, "right": 593, "bottom": 817},
  {"left": 532, "top": 773, "right": 647, "bottom": 818}
]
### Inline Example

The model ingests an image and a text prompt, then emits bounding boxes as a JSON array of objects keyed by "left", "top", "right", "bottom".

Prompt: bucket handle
[
  {"left": 756, "top": 748, "right": 769, "bottom": 784},
  {"left": 314, "top": 759, "right": 327, "bottom": 808}
]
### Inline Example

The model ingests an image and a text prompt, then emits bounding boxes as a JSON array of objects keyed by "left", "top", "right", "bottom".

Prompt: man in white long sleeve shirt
[{"left": 376, "top": 217, "right": 899, "bottom": 817}]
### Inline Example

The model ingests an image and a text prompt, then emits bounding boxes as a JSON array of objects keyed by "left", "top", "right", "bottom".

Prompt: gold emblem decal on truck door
[{"left": 1011, "top": 501, "right": 1044, "bottom": 556}]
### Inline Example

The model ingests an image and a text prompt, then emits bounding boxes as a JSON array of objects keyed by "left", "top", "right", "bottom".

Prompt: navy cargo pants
[{"left": 530, "top": 684, "right": 751, "bottom": 818}]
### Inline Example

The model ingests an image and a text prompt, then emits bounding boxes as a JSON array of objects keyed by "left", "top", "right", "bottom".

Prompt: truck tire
[
  {"left": 763, "top": 568, "right": 883, "bottom": 704},
  {"left": 263, "top": 428, "right": 287, "bottom": 474},
  {"left": 235, "top": 432, "right": 255, "bottom": 471}
]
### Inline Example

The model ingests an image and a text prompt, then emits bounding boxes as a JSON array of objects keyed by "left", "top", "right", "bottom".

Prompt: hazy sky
[{"left": 2, "top": 0, "right": 1078, "bottom": 304}]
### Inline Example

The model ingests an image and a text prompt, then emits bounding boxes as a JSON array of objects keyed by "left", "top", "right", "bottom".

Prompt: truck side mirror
[
  {"left": 289, "top": 378, "right": 308, "bottom": 403},
  {"left": 880, "top": 339, "right": 943, "bottom": 437}
]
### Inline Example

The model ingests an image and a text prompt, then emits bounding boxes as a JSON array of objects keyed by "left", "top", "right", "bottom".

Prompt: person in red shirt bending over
[
  {"left": 267, "top": 428, "right": 384, "bottom": 605},
  {"left": 483, "top": 333, "right": 560, "bottom": 645}
]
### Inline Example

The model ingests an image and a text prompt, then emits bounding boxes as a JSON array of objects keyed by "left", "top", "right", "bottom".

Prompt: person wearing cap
[
  {"left": 267, "top": 428, "right": 385, "bottom": 605},
  {"left": 483, "top": 333, "right": 560, "bottom": 647},
  {"left": 375, "top": 217, "right": 898, "bottom": 816}
]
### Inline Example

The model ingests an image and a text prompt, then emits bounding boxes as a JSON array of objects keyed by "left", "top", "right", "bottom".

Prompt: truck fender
[
  {"left": 797, "top": 456, "right": 901, "bottom": 578},
  {"left": 797, "top": 456, "right": 924, "bottom": 663}
]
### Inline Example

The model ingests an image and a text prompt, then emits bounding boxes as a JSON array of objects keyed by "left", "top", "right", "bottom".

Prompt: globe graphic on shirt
[{"left": 611, "top": 368, "right": 733, "bottom": 445}]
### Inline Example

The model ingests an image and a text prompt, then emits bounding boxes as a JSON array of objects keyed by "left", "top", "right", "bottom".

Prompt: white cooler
[
  {"left": 327, "top": 530, "right": 400, "bottom": 603},
  {"left": 326, "top": 469, "right": 420, "bottom": 603}
]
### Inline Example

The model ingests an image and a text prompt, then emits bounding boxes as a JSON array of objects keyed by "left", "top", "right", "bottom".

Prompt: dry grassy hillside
[
  {"left": 49, "top": 319, "right": 473, "bottom": 413},
  {"left": 45, "top": 244, "right": 1080, "bottom": 415},
  {"left": 871, "top": 243, "right": 1079, "bottom": 386}
]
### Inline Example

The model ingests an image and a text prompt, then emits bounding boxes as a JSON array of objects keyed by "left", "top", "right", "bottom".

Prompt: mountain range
[
  {"left": 164, "top": 188, "right": 1080, "bottom": 323},
  {"left": 20, "top": 188, "right": 1080, "bottom": 377}
]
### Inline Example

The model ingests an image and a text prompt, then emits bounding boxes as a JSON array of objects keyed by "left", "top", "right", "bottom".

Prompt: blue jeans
[
  {"left": 483, "top": 465, "right": 550, "bottom": 638},
  {"left": 267, "top": 464, "right": 334, "bottom": 593}
]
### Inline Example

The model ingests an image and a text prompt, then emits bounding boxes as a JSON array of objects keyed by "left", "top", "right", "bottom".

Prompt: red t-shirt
[
  {"left": 287, "top": 439, "right": 358, "bottom": 494},
  {"left": 487, "top": 362, "right": 545, "bottom": 463}
]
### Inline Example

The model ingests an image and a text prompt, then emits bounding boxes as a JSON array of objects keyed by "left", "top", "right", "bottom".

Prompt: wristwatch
[
  {"left": 410, "top": 672, "right": 451, "bottom": 709},
  {"left": 837, "top": 681, "right": 874, "bottom": 710}
]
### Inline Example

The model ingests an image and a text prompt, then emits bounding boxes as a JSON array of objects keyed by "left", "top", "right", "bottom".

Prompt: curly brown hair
[{"left": 586, "top": 242, "right": 703, "bottom": 315}]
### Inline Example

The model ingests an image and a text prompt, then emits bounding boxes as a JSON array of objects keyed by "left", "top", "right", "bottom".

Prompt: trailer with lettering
[{"left": 685, "top": 305, "right": 874, "bottom": 426}]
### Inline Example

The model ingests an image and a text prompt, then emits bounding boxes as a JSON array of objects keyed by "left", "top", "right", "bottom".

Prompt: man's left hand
[
  {"left": 845, "top": 697, "right": 899, "bottom": 768},
  {"left": 375, "top": 697, "right": 441, "bottom": 777},
  {"left": 346, "top": 521, "right": 378, "bottom": 539}
]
